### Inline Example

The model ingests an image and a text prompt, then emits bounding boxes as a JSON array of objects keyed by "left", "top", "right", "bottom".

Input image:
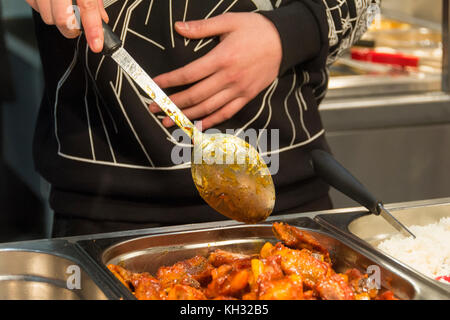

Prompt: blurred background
[
  {"left": 0, "top": 0, "right": 48, "bottom": 242},
  {"left": 0, "top": 0, "right": 449, "bottom": 242}
]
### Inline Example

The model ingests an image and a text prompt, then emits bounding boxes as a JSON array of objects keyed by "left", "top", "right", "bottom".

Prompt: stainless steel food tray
[
  {"left": 1, "top": 198, "right": 449, "bottom": 299},
  {"left": 76, "top": 216, "right": 449, "bottom": 300},
  {"left": 0, "top": 239, "right": 123, "bottom": 300},
  {"left": 315, "top": 198, "right": 450, "bottom": 294}
]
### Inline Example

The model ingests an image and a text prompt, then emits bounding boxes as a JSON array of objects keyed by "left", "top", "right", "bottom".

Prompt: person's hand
[
  {"left": 150, "top": 12, "right": 282, "bottom": 130},
  {"left": 26, "top": 0, "right": 109, "bottom": 53}
]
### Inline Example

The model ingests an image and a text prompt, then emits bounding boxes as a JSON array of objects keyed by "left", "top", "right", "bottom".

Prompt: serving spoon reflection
[{"left": 95, "top": 22, "right": 276, "bottom": 223}]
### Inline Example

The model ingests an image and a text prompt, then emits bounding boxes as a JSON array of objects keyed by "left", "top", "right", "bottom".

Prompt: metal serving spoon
[{"left": 93, "top": 22, "right": 275, "bottom": 223}]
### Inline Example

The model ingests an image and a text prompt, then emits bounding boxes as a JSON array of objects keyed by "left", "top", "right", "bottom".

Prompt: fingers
[
  {"left": 35, "top": 0, "right": 54, "bottom": 25},
  {"left": 51, "top": 0, "right": 80, "bottom": 39},
  {"left": 27, "top": 0, "right": 108, "bottom": 50},
  {"left": 175, "top": 13, "right": 237, "bottom": 39},
  {"left": 180, "top": 88, "right": 237, "bottom": 121},
  {"left": 155, "top": 71, "right": 230, "bottom": 114},
  {"left": 158, "top": 88, "right": 243, "bottom": 129},
  {"left": 153, "top": 50, "right": 221, "bottom": 89},
  {"left": 77, "top": 0, "right": 104, "bottom": 52},
  {"left": 159, "top": 88, "right": 236, "bottom": 127},
  {"left": 200, "top": 98, "right": 248, "bottom": 130},
  {"left": 98, "top": 0, "right": 109, "bottom": 23}
]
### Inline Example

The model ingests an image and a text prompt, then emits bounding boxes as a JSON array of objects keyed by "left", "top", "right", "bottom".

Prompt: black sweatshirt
[{"left": 32, "top": 0, "right": 379, "bottom": 224}]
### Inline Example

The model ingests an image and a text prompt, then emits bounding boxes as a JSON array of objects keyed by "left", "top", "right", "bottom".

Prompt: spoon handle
[{"left": 111, "top": 47, "right": 196, "bottom": 139}]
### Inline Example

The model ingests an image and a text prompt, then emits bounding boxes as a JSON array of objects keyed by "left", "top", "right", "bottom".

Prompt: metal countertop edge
[{"left": 54, "top": 197, "right": 450, "bottom": 243}]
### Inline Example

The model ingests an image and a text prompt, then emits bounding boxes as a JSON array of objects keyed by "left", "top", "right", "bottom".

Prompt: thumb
[{"left": 175, "top": 14, "right": 235, "bottom": 39}]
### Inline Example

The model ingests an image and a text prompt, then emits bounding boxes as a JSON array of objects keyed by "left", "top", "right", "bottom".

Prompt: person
[{"left": 26, "top": 0, "right": 379, "bottom": 237}]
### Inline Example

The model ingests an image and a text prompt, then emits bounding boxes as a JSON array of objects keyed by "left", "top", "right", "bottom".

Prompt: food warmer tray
[
  {"left": 0, "top": 239, "right": 122, "bottom": 299},
  {"left": 0, "top": 198, "right": 449, "bottom": 300},
  {"left": 75, "top": 214, "right": 449, "bottom": 300}
]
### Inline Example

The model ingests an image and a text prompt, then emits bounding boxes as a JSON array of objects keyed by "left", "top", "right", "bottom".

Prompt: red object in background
[
  {"left": 435, "top": 275, "right": 450, "bottom": 283},
  {"left": 351, "top": 48, "right": 420, "bottom": 68}
]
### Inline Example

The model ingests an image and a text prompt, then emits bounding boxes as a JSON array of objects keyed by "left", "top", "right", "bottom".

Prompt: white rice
[{"left": 377, "top": 217, "right": 450, "bottom": 284}]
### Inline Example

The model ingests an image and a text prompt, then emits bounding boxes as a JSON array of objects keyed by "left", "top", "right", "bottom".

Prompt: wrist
[{"left": 254, "top": 12, "right": 282, "bottom": 72}]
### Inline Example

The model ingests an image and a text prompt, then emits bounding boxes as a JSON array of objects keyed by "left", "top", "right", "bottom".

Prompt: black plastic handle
[
  {"left": 100, "top": 21, "right": 122, "bottom": 56},
  {"left": 72, "top": 2, "right": 122, "bottom": 55},
  {"left": 310, "top": 149, "right": 381, "bottom": 214}
]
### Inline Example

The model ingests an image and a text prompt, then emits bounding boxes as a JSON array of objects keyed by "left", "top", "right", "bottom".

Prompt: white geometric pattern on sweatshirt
[{"left": 54, "top": 0, "right": 371, "bottom": 170}]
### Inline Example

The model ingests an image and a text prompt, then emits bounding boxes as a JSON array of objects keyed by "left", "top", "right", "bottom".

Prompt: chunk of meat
[
  {"left": 107, "top": 264, "right": 153, "bottom": 292},
  {"left": 166, "top": 284, "right": 207, "bottom": 300},
  {"left": 205, "top": 259, "right": 252, "bottom": 299},
  {"left": 213, "top": 296, "right": 238, "bottom": 300},
  {"left": 354, "top": 293, "right": 371, "bottom": 300},
  {"left": 251, "top": 256, "right": 284, "bottom": 282},
  {"left": 303, "top": 290, "right": 317, "bottom": 300},
  {"left": 272, "top": 222, "right": 330, "bottom": 262},
  {"left": 208, "top": 249, "right": 255, "bottom": 267},
  {"left": 249, "top": 255, "right": 284, "bottom": 298},
  {"left": 258, "top": 274, "right": 304, "bottom": 300},
  {"left": 242, "top": 292, "right": 258, "bottom": 300},
  {"left": 345, "top": 268, "right": 379, "bottom": 299},
  {"left": 108, "top": 264, "right": 165, "bottom": 299},
  {"left": 268, "top": 243, "right": 332, "bottom": 289},
  {"left": 134, "top": 275, "right": 165, "bottom": 300},
  {"left": 156, "top": 255, "right": 213, "bottom": 288},
  {"left": 375, "top": 291, "right": 398, "bottom": 300},
  {"left": 107, "top": 264, "right": 134, "bottom": 290},
  {"left": 316, "top": 273, "right": 355, "bottom": 300}
]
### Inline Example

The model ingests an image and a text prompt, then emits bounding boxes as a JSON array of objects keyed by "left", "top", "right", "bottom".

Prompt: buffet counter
[{"left": 1, "top": 197, "right": 449, "bottom": 300}]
